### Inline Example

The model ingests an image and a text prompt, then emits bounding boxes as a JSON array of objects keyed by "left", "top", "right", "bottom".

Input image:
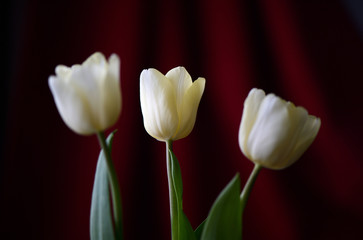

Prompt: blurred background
[{"left": 1, "top": 0, "right": 363, "bottom": 239}]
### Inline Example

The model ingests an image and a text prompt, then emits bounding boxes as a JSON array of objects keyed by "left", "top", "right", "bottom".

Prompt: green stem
[
  {"left": 97, "top": 132, "right": 123, "bottom": 240},
  {"left": 240, "top": 164, "right": 262, "bottom": 214},
  {"left": 166, "top": 140, "right": 177, "bottom": 240}
]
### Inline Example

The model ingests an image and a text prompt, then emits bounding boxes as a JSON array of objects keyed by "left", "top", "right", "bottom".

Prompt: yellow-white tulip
[
  {"left": 140, "top": 67, "right": 205, "bottom": 141},
  {"left": 239, "top": 88, "right": 321, "bottom": 169},
  {"left": 49, "top": 52, "right": 121, "bottom": 135}
]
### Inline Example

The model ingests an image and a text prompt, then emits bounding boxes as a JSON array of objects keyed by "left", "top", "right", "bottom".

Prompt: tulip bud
[
  {"left": 140, "top": 67, "right": 205, "bottom": 141},
  {"left": 49, "top": 52, "right": 121, "bottom": 135},
  {"left": 239, "top": 88, "right": 321, "bottom": 169}
]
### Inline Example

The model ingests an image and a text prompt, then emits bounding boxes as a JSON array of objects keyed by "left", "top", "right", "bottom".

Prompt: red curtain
[{"left": 2, "top": 0, "right": 363, "bottom": 239}]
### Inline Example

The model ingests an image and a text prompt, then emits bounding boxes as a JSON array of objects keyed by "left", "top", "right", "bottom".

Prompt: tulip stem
[
  {"left": 240, "top": 164, "right": 262, "bottom": 213},
  {"left": 97, "top": 132, "right": 123, "bottom": 240},
  {"left": 166, "top": 140, "right": 178, "bottom": 240}
]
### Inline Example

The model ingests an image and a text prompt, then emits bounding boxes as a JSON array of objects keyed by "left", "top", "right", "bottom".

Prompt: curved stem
[
  {"left": 166, "top": 140, "right": 177, "bottom": 240},
  {"left": 97, "top": 132, "right": 123, "bottom": 240},
  {"left": 240, "top": 164, "right": 262, "bottom": 214}
]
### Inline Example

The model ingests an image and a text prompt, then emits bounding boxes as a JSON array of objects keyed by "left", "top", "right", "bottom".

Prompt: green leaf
[
  {"left": 90, "top": 132, "right": 116, "bottom": 240},
  {"left": 169, "top": 149, "right": 197, "bottom": 240},
  {"left": 194, "top": 219, "right": 206, "bottom": 240},
  {"left": 200, "top": 174, "right": 242, "bottom": 240}
]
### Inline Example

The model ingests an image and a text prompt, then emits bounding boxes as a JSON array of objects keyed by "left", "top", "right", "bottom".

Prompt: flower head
[
  {"left": 140, "top": 67, "right": 205, "bottom": 141},
  {"left": 239, "top": 88, "right": 321, "bottom": 169},
  {"left": 49, "top": 52, "right": 121, "bottom": 135}
]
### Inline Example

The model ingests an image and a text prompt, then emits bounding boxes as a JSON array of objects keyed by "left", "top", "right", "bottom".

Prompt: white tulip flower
[
  {"left": 239, "top": 88, "right": 321, "bottom": 169},
  {"left": 49, "top": 52, "right": 121, "bottom": 135},
  {"left": 140, "top": 66, "right": 205, "bottom": 141}
]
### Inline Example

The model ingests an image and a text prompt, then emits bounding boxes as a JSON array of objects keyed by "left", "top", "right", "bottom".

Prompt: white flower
[
  {"left": 140, "top": 66, "right": 205, "bottom": 141},
  {"left": 49, "top": 52, "right": 121, "bottom": 135},
  {"left": 239, "top": 88, "right": 321, "bottom": 169}
]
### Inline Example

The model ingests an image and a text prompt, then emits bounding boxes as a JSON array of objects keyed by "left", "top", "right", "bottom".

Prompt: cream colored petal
[
  {"left": 283, "top": 116, "right": 321, "bottom": 168},
  {"left": 173, "top": 77, "right": 205, "bottom": 140},
  {"left": 49, "top": 75, "right": 96, "bottom": 135},
  {"left": 83, "top": 52, "right": 106, "bottom": 68},
  {"left": 268, "top": 104, "right": 309, "bottom": 169},
  {"left": 165, "top": 67, "right": 193, "bottom": 115},
  {"left": 238, "top": 88, "right": 265, "bottom": 159},
  {"left": 81, "top": 53, "right": 107, "bottom": 96},
  {"left": 99, "top": 54, "right": 121, "bottom": 130},
  {"left": 140, "top": 69, "right": 178, "bottom": 141},
  {"left": 107, "top": 54, "right": 120, "bottom": 85},
  {"left": 247, "top": 94, "right": 308, "bottom": 169},
  {"left": 68, "top": 55, "right": 108, "bottom": 130},
  {"left": 55, "top": 65, "right": 72, "bottom": 81}
]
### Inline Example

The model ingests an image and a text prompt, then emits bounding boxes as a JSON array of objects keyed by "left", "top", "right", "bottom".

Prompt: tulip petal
[
  {"left": 49, "top": 75, "right": 95, "bottom": 135},
  {"left": 82, "top": 52, "right": 108, "bottom": 89},
  {"left": 271, "top": 104, "right": 309, "bottom": 169},
  {"left": 165, "top": 67, "right": 193, "bottom": 116},
  {"left": 239, "top": 88, "right": 265, "bottom": 159},
  {"left": 140, "top": 69, "right": 179, "bottom": 141},
  {"left": 107, "top": 54, "right": 120, "bottom": 84},
  {"left": 68, "top": 53, "right": 109, "bottom": 130},
  {"left": 83, "top": 52, "right": 107, "bottom": 69},
  {"left": 173, "top": 77, "right": 205, "bottom": 140},
  {"left": 284, "top": 116, "right": 321, "bottom": 167},
  {"left": 100, "top": 54, "right": 121, "bottom": 129},
  {"left": 55, "top": 65, "right": 72, "bottom": 80},
  {"left": 247, "top": 94, "right": 306, "bottom": 169}
]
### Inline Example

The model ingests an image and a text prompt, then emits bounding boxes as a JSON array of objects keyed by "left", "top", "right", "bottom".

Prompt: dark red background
[{"left": 2, "top": 0, "right": 363, "bottom": 239}]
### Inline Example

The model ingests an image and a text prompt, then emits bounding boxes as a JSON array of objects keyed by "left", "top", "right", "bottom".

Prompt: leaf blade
[
  {"left": 169, "top": 149, "right": 197, "bottom": 240},
  {"left": 90, "top": 132, "right": 116, "bottom": 240},
  {"left": 194, "top": 219, "right": 206, "bottom": 240},
  {"left": 201, "top": 174, "right": 242, "bottom": 240}
]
